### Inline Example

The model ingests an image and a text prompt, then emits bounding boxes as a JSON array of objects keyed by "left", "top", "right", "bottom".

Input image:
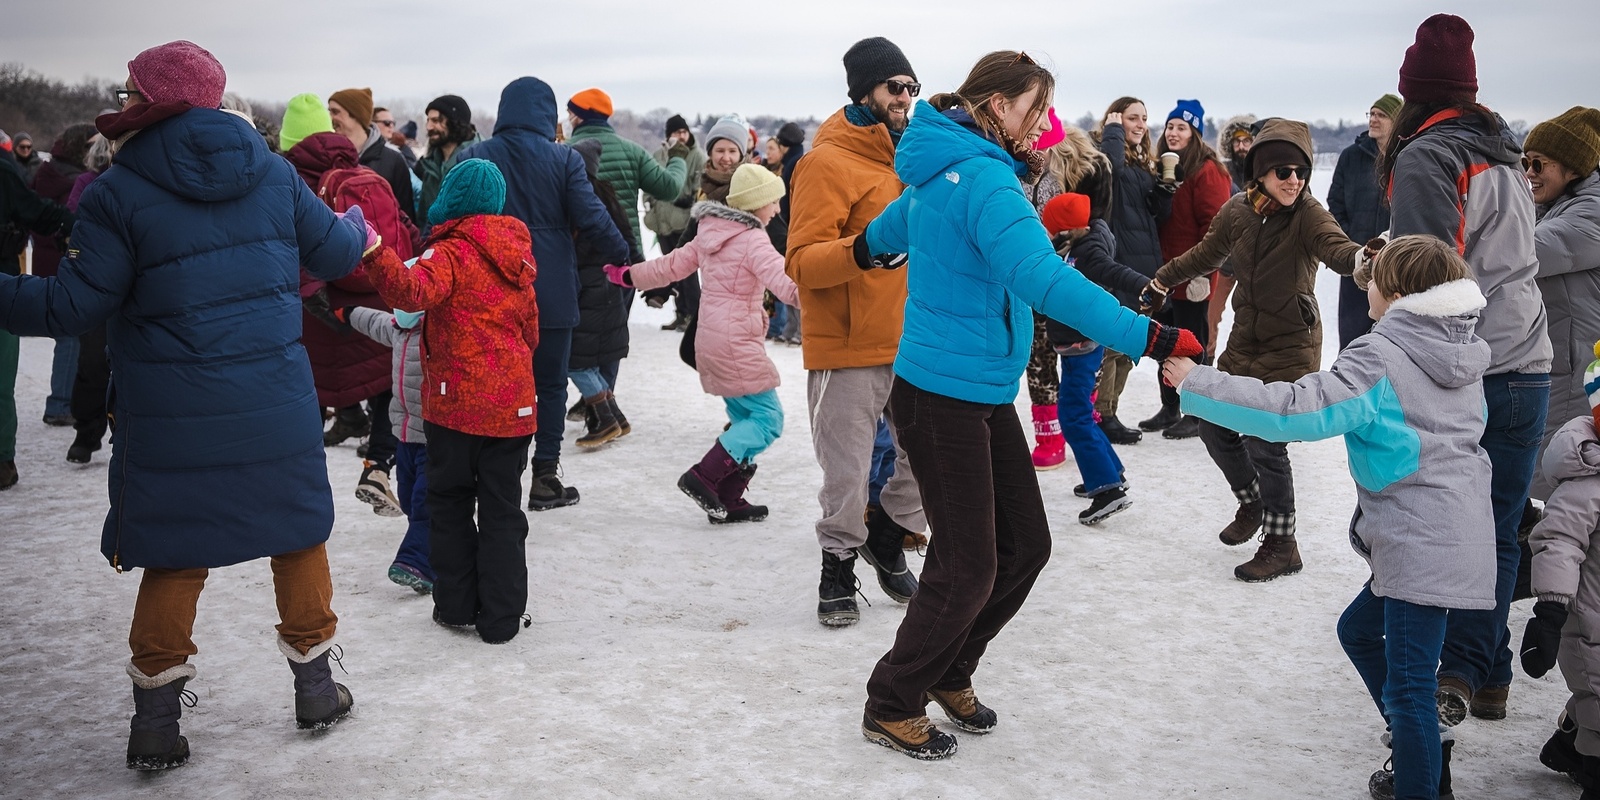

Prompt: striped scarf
[{"left": 1246, "top": 183, "right": 1286, "bottom": 217}]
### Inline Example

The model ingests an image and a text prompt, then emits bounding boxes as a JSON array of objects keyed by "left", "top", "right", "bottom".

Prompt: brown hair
[
  {"left": 1373, "top": 235, "right": 1471, "bottom": 297},
  {"left": 1092, "top": 96, "right": 1156, "bottom": 174},
  {"left": 927, "top": 50, "right": 1055, "bottom": 156},
  {"left": 1158, "top": 119, "right": 1227, "bottom": 183}
]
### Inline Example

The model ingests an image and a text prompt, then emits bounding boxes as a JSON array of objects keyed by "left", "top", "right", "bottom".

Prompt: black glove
[
  {"left": 1520, "top": 600, "right": 1569, "bottom": 678},
  {"left": 1154, "top": 179, "right": 1178, "bottom": 196},
  {"left": 852, "top": 234, "right": 906, "bottom": 270},
  {"left": 1138, "top": 280, "right": 1169, "bottom": 315},
  {"left": 673, "top": 196, "right": 694, "bottom": 209},
  {"left": 303, "top": 289, "right": 351, "bottom": 333}
]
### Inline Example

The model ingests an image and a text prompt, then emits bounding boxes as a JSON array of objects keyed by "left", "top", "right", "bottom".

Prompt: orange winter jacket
[{"left": 785, "top": 109, "right": 908, "bottom": 371}]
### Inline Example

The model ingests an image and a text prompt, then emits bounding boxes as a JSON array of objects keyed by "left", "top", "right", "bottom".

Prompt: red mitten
[{"left": 1144, "top": 322, "right": 1203, "bottom": 360}]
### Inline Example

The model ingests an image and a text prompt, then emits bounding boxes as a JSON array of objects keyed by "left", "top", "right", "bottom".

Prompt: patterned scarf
[
  {"left": 845, "top": 103, "right": 903, "bottom": 146},
  {"left": 1246, "top": 183, "right": 1287, "bottom": 217}
]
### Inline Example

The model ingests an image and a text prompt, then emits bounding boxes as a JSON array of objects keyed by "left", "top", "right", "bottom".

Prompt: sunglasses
[
  {"left": 884, "top": 79, "right": 921, "bottom": 98},
  {"left": 113, "top": 88, "right": 144, "bottom": 105},
  {"left": 376, "top": 120, "right": 396, "bottom": 128},
  {"left": 1522, "top": 156, "right": 1551, "bottom": 173},
  {"left": 1271, "top": 166, "right": 1311, "bottom": 181}
]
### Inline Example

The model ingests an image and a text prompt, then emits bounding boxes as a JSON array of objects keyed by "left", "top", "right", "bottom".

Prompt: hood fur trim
[
  {"left": 690, "top": 200, "right": 761, "bottom": 230},
  {"left": 127, "top": 661, "right": 196, "bottom": 689},
  {"left": 1387, "top": 278, "right": 1487, "bottom": 318}
]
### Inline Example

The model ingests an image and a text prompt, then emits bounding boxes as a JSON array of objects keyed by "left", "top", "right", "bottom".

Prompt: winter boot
[
  {"left": 1220, "top": 482, "right": 1265, "bottom": 546},
  {"left": 1098, "top": 415, "right": 1142, "bottom": 445},
  {"left": 280, "top": 639, "right": 353, "bottom": 730},
  {"left": 1234, "top": 530, "right": 1302, "bottom": 582},
  {"left": 126, "top": 663, "right": 195, "bottom": 771},
  {"left": 1368, "top": 738, "right": 1455, "bottom": 800},
  {"left": 0, "top": 460, "right": 16, "bottom": 490},
  {"left": 1075, "top": 477, "right": 1127, "bottom": 498},
  {"left": 67, "top": 428, "right": 102, "bottom": 464},
  {"left": 609, "top": 395, "right": 631, "bottom": 437},
  {"left": 575, "top": 391, "right": 623, "bottom": 448},
  {"left": 926, "top": 686, "right": 998, "bottom": 734},
  {"left": 388, "top": 563, "right": 433, "bottom": 594},
  {"left": 1470, "top": 683, "right": 1508, "bottom": 720},
  {"left": 711, "top": 462, "right": 769, "bottom": 524},
  {"left": 1079, "top": 487, "right": 1133, "bottom": 525},
  {"left": 356, "top": 461, "right": 404, "bottom": 517},
  {"left": 1435, "top": 675, "right": 1471, "bottom": 728},
  {"left": 662, "top": 312, "right": 689, "bottom": 332},
  {"left": 677, "top": 441, "right": 740, "bottom": 521},
  {"left": 566, "top": 397, "right": 587, "bottom": 423},
  {"left": 1138, "top": 403, "right": 1182, "bottom": 432},
  {"left": 1031, "top": 404, "right": 1066, "bottom": 470},
  {"left": 818, "top": 551, "right": 863, "bottom": 627},
  {"left": 323, "top": 406, "right": 370, "bottom": 447},
  {"left": 1162, "top": 414, "right": 1202, "bottom": 440},
  {"left": 857, "top": 505, "right": 919, "bottom": 602},
  {"left": 862, "top": 713, "right": 958, "bottom": 760},
  {"left": 528, "top": 460, "right": 580, "bottom": 511}
]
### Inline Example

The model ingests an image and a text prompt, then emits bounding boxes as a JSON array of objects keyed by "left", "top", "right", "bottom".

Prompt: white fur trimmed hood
[
  {"left": 1386, "top": 278, "right": 1487, "bottom": 318},
  {"left": 1375, "top": 278, "right": 1492, "bottom": 390}
]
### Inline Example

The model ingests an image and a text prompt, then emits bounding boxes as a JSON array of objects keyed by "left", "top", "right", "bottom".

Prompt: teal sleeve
[
  {"left": 864, "top": 193, "right": 911, "bottom": 255},
  {"left": 1178, "top": 341, "right": 1388, "bottom": 442}
]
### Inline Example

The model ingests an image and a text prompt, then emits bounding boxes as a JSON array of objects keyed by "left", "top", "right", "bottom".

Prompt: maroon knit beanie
[
  {"left": 128, "top": 40, "right": 226, "bottom": 109},
  {"left": 1398, "top": 14, "right": 1478, "bottom": 105}
]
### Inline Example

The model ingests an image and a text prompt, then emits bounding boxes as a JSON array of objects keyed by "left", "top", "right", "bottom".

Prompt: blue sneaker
[{"left": 388, "top": 563, "right": 433, "bottom": 594}]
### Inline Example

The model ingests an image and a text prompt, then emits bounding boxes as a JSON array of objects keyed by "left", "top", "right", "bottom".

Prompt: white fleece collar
[{"left": 1386, "top": 278, "right": 1486, "bottom": 318}]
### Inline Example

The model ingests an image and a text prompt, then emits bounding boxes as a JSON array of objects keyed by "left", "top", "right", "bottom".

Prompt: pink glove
[
  {"left": 335, "top": 206, "right": 382, "bottom": 257},
  {"left": 362, "top": 219, "right": 381, "bottom": 256},
  {"left": 603, "top": 264, "right": 632, "bottom": 287}
]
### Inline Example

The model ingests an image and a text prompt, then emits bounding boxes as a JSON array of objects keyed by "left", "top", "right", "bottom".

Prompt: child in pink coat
[{"left": 607, "top": 164, "right": 799, "bottom": 523}]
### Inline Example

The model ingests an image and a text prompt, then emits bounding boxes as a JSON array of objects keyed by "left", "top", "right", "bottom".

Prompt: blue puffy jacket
[
  {"left": 865, "top": 101, "right": 1152, "bottom": 405},
  {"left": 461, "top": 77, "right": 629, "bottom": 329},
  {"left": 0, "top": 108, "right": 364, "bottom": 569}
]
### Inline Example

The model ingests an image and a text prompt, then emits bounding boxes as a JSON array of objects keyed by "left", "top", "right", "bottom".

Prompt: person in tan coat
[
  {"left": 786, "top": 36, "right": 926, "bottom": 627},
  {"left": 1148, "top": 118, "right": 1367, "bottom": 583}
]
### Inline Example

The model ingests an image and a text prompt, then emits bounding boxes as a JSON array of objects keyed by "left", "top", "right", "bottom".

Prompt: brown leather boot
[
  {"left": 926, "top": 686, "right": 997, "bottom": 734},
  {"left": 1220, "top": 499, "right": 1264, "bottom": 546},
  {"left": 861, "top": 713, "right": 958, "bottom": 760},
  {"left": 1234, "top": 534, "right": 1302, "bottom": 582},
  {"left": 1471, "top": 683, "right": 1508, "bottom": 720},
  {"left": 1436, "top": 675, "right": 1471, "bottom": 727}
]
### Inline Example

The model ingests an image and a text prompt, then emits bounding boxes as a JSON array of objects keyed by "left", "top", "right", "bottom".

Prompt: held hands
[
  {"left": 1144, "top": 321, "right": 1203, "bottom": 361},
  {"left": 852, "top": 235, "right": 907, "bottom": 270},
  {"left": 1520, "top": 600, "right": 1569, "bottom": 678},
  {"left": 603, "top": 264, "right": 633, "bottom": 287},
  {"left": 1139, "top": 279, "right": 1169, "bottom": 315},
  {"left": 1162, "top": 356, "right": 1197, "bottom": 388},
  {"left": 1363, "top": 236, "right": 1388, "bottom": 264}
]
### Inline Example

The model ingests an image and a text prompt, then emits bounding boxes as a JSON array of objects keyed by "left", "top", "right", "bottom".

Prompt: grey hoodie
[{"left": 1180, "top": 278, "right": 1496, "bottom": 609}]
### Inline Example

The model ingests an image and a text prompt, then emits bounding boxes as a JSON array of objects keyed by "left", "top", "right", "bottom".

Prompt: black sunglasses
[
  {"left": 376, "top": 120, "right": 396, "bottom": 128},
  {"left": 113, "top": 88, "right": 144, "bottom": 105},
  {"left": 884, "top": 79, "right": 921, "bottom": 98},
  {"left": 1522, "top": 156, "right": 1551, "bottom": 174},
  {"left": 1272, "top": 165, "right": 1311, "bottom": 181}
]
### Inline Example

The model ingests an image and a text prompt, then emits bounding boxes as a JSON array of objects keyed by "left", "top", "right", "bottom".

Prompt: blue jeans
[
  {"left": 532, "top": 327, "right": 573, "bottom": 464},
  {"left": 569, "top": 367, "right": 609, "bottom": 399},
  {"left": 393, "top": 442, "right": 434, "bottom": 581},
  {"left": 1338, "top": 584, "right": 1450, "bottom": 800},
  {"left": 1439, "top": 372, "right": 1548, "bottom": 690},
  {"left": 1059, "top": 347, "right": 1124, "bottom": 494},
  {"left": 46, "top": 336, "right": 78, "bottom": 417},
  {"left": 766, "top": 302, "right": 787, "bottom": 339},
  {"left": 867, "top": 417, "right": 896, "bottom": 508},
  {"left": 717, "top": 390, "right": 783, "bottom": 463}
]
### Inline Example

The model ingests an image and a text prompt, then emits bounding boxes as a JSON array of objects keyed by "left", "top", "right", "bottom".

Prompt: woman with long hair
[
  {"left": 856, "top": 50, "right": 1200, "bottom": 760},
  {"left": 1091, "top": 96, "right": 1173, "bottom": 444},
  {"left": 1144, "top": 100, "right": 1234, "bottom": 440}
]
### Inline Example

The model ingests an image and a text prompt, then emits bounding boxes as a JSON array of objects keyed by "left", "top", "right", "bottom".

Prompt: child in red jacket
[{"left": 362, "top": 158, "right": 540, "bottom": 644}]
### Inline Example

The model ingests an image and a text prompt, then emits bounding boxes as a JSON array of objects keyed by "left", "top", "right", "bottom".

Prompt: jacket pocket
[
  {"left": 1297, "top": 293, "right": 1318, "bottom": 328},
  {"left": 1347, "top": 507, "right": 1372, "bottom": 557}
]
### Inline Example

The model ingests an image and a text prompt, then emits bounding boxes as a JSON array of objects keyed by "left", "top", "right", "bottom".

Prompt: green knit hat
[
  {"left": 1525, "top": 106, "right": 1600, "bottom": 177},
  {"left": 280, "top": 93, "right": 333, "bottom": 152},
  {"left": 428, "top": 158, "right": 506, "bottom": 227},
  {"left": 1371, "top": 93, "right": 1403, "bottom": 120}
]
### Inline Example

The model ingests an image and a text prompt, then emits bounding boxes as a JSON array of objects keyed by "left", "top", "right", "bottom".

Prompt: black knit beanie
[
  {"left": 776, "top": 122, "right": 805, "bottom": 148},
  {"left": 426, "top": 94, "right": 473, "bottom": 134},
  {"left": 843, "top": 37, "right": 915, "bottom": 103},
  {"left": 665, "top": 114, "right": 690, "bottom": 137}
]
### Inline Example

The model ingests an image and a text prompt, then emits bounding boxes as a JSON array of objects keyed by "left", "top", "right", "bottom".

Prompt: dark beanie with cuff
[
  {"left": 843, "top": 37, "right": 915, "bottom": 103},
  {"left": 426, "top": 94, "right": 473, "bottom": 131},
  {"left": 665, "top": 114, "right": 690, "bottom": 137},
  {"left": 1525, "top": 107, "right": 1600, "bottom": 177}
]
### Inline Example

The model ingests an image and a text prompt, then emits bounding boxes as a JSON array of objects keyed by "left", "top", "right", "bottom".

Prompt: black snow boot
[
  {"left": 1368, "top": 739, "right": 1455, "bottom": 800},
  {"left": 323, "top": 405, "right": 370, "bottom": 447},
  {"left": 1098, "top": 415, "right": 1143, "bottom": 444},
  {"left": 566, "top": 398, "right": 587, "bottom": 423},
  {"left": 819, "top": 551, "right": 863, "bottom": 627},
  {"left": 528, "top": 460, "right": 580, "bottom": 511},
  {"left": 1138, "top": 403, "right": 1182, "bottom": 432},
  {"left": 1162, "top": 414, "right": 1203, "bottom": 440},
  {"left": 857, "top": 505, "right": 918, "bottom": 602},
  {"left": 609, "top": 395, "right": 631, "bottom": 437},
  {"left": 126, "top": 663, "right": 196, "bottom": 771},
  {"left": 281, "top": 640, "right": 354, "bottom": 730},
  {"left": 1079, "top": 487, "right": 1133, "bottom": 525}
]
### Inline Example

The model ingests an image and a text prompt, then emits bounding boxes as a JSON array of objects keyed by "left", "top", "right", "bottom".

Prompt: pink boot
[{"left": 1032, "top": 405, "right": 1066, "bottom": 471}]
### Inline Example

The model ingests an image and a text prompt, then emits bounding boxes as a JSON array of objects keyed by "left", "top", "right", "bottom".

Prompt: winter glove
[
  {"left": 1520, "top": 600, "right": 1569, "bottom": 679},
  {"left": 1138, "top": 279, "right": 1170, "bottom": 315},
  {"left": 852, "top": 234, "right": 907, "bottom": 270},
  {"left": 1144, "top": 321, "right": 1203, "bottom": 361},
  {"left": 332, "top": 306, "right": 357, "bottom": 324},
  {"left": 603, "top": 264, "right": 633, "bottom": 287},
  {"left": 667, "top": 141, "right": 692, "bottom": 162},
  {"left": 304, "top": 289, "right": 351, "bottom": 333},
  {"left": 1153, "top": 179, "right": 1179, "bottom": 196}
]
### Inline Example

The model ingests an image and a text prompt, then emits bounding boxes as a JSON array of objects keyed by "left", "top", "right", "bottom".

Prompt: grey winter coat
[
  {"left": 1536, "top": 171, "right": 1600, "bottom": 442},
  {"left": 1179, "top": 278, "right": 1497, "bottom": 610},
  {"left": 349, "top": 306, "right": 426, "bottom": 445}
]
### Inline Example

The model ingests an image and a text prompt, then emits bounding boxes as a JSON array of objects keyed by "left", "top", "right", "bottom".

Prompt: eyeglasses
[
  {"left": 113, "top": 88, "right": 144, "bottom": 105},
  {"left": 1522, "top": 156, "right": 1551, "bottom": 174},
  {"left": 1272, "top": 166, "right": 1311, "bottom": 181},
  {"left": 884, "top": 79, "right": 921, "bottom": 98}
]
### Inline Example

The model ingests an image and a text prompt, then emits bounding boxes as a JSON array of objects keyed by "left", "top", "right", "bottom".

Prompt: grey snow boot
[
  {"left": 280, "top": 639, "right": 353, "bottom": 730},
  {"left": 126, "top": 662, "right": 196, "bottom": 771}
]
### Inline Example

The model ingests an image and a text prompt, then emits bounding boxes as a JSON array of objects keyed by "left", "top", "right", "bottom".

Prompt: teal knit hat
[{"left": 428, "top": 158, "right": 506, "bottom": 227}]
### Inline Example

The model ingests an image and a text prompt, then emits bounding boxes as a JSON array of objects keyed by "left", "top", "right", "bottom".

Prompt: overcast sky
[{"left": 6, "top": 0, "right": 1595, "bottom": 132}]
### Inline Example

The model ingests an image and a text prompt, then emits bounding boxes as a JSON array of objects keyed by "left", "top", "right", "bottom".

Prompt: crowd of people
[{"left": 1, "top": 13, "right": 1599, "bottom": 800}]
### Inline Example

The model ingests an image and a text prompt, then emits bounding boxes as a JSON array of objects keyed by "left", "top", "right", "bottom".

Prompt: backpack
[{"left": 316, "top": 167, "right": 416, "bottom": 262}]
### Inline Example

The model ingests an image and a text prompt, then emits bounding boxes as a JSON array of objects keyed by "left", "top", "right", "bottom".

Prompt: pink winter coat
[{"left": 629, "top": 202, "right": 800, "bottom": 398}]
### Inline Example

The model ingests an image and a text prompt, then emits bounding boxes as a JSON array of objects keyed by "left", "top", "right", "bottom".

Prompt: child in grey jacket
[
  {"left": 1164, "top": 235, "right": 1496, "bottom": 800},
  {"left": 1524, "top": 344, "right": 1600, "bottom": 796},
  {"left": 347, "top": 305, "right": 433, "bottom": 593}
]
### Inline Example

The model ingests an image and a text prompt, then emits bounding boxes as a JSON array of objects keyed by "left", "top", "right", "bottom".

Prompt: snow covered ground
[{"left": 0, "top": 170, "right": 1580, "bottom": 798}]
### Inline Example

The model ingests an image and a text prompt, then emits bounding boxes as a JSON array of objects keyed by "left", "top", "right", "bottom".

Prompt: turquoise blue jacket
[{"left": 864, "top": 101, "right": 1151, "bottom": 405}]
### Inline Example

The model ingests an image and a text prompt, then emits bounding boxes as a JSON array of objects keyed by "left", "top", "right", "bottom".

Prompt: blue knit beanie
[
  {"left": 1167, "top": 99, "right": 1205, "bottom": 137},
  {"left": 428, "top": 158, "right": 506, "bottom": 227}
]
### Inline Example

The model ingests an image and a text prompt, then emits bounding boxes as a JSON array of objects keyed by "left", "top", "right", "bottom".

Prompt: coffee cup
[{"left": 1159, "top": 152, "right": 1181, "bottom": 183}]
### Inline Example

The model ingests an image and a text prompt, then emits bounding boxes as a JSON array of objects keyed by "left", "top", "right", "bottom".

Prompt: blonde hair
[
  {"left": 1373, "top": 235, "right": 1471, "bottom": 298},
  {"left": 1044, "top": 126, "right": 1110, "bottom": 192}
]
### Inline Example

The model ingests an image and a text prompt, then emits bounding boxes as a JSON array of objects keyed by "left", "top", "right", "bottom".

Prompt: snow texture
[{"left": 0, "top": 169, "right": 1578, "bottom": 798}]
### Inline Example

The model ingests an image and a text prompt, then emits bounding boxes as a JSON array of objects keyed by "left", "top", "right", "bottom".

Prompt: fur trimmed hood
[
  {"left": 1376, "top": 278, "right": 1492, "bottom": 390},
  {"left": 1387, "top": 278, "right": 1487, "bottom": 318},
  {"left": 1216, "top": 114, "right": 1258, "bottom": 161},
  {"left": 690, "top": 200, "right": 761, "bottom": 230}
]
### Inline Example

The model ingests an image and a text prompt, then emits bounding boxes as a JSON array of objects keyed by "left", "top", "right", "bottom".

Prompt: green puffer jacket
[
  {"left": 413, "top": 133, "right": 480, "bottom": 226},
  {"left": 566, "top": 123, "right": 688, "bottom": 252},
  {"left": 645, "top": 138, "right": 706, "bottom": 240}
]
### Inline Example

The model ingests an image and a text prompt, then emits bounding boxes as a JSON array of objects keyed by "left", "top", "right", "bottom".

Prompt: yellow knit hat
[{"left": 726, "top": 163, "right": 785, "bottom": 212}]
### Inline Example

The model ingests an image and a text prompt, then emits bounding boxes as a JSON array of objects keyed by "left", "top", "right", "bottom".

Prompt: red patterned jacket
[{"left": 364, "top": 214, "right": 539, "bottom": 438}]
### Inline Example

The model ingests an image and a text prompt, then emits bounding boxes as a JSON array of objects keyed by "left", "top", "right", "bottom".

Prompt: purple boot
[
  {"left": 712, "top": 463, "right": 768, "bottom": 524},
  {"left": 678, "top": 441, "right": 741, "bottom": 520}
]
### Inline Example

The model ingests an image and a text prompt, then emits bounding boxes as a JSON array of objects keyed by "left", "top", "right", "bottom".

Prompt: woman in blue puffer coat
[{"left": 855, "top": 50, "right": 1201, "bottom": 761}]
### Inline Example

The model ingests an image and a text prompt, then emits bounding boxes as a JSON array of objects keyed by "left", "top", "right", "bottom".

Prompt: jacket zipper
[{"left": 396, "top": 335, "right": 410, "bottom": 443}]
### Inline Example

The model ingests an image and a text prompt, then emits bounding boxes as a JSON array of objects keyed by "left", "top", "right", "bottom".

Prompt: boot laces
[
  {"left": 896, "top": 715, "right": 936, "bottom": 742},
  {"left": 178, "top": 688, "right": 198, "bottom": 709},
  {"left": 521, "top": 613, "right": 533, "bottom": 629},
  {"left": 327, "top": 644, "right": 348, "bottom": 675}
]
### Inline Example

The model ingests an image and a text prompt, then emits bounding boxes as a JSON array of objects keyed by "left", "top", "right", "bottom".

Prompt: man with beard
[
  {"left": 328, "top": 87, "right": 416, "bottom": 224},
  {"left": 414, "top": 94, "right": 480, "bottom": 227},
  {"left": 786, "top": 36, "right": 926, "bottom": 627}
]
